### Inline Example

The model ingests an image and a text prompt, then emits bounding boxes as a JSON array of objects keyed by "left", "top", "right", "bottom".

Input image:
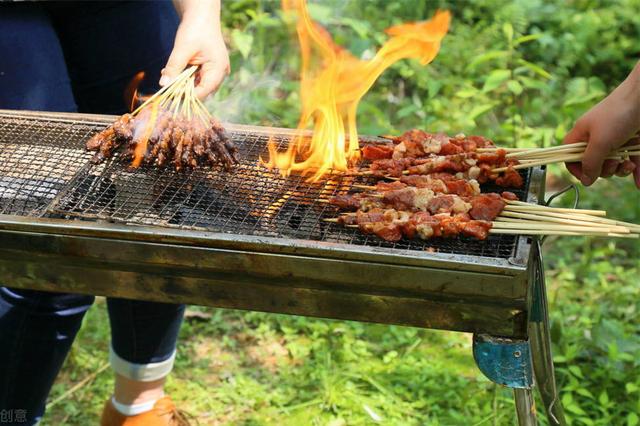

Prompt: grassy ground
[{"left": 42, "top": 1, "right": 640, "bottom": 424}]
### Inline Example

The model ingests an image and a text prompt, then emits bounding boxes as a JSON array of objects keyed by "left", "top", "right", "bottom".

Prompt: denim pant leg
[
  {"left": 0, "top": 288, "right": 95, "bottom": 425},
  {"left": 107, "top": 299, "right": 185, "bottom": 381},
  {"left": 0, "top": 2, "right": 185, "bottom": 423},
  {"left": 0, "top": 5, "right": 90, "bottom": 426},
  {"left": 46, "top": 0, "right": 187, "bottom": 380}
]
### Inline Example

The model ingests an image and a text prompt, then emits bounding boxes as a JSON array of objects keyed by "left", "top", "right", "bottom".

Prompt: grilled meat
[
  {"left": 337, "top": 208, "right": 493, "bottom": 242},
  {"left": 85, "top": 106, "right": 238, "bottom": 171}
]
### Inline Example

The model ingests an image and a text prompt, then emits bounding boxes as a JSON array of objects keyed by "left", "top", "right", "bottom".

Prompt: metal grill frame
[{"left": 0, "top": 109, "right": 546, "bottom": 337}]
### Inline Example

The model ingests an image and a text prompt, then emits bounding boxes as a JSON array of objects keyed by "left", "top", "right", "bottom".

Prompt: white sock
[{"left": 111, "top": 395, "right": 162, "bottom": 416}]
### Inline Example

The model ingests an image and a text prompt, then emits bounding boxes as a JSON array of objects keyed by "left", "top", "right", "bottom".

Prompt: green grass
[{"left": 41, "top": 1, "right": 640, "bottom": 424}]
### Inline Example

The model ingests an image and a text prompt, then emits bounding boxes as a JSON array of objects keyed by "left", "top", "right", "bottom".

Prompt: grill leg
[
  {"left": 530, "top": 241, "right": 567, "bottom": 425},
  {"left": 514, "top": 388, "right": 537, "bottom": 426}
]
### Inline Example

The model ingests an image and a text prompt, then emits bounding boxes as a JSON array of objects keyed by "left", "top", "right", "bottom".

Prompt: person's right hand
[
  {"left": 563, "top": 61, "right": 640, "bottom": 189},
  {"left": 160, "top": 0, "right": 229, "bottom": 100}
]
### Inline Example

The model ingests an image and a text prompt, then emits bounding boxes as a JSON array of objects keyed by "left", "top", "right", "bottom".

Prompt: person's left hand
[{"left": 159, "top": 2, "right": 229, "bottom": 100}]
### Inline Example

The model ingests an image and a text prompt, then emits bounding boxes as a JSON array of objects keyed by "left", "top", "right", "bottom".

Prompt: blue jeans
[{"left": 0, "top": 2, "right": 184, "bottom": 424}]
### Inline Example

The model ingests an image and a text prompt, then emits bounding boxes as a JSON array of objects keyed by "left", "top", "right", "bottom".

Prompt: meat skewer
[
  {"left": 85, "top": 66, "right": 239, "bottom": 172},
  {"left": 330, "top": 208, "right": 495, "bottom": 241},
  {"left": 352, "top": 175, "right": 481, "bottom": 197},
  {"left": 325, "top": 208, "right": 635, "bottom": 242},
  {"left": 361, "top": 152, "right": 524, "bottom": 187},
  {"left": 363, "top": 129, "right": 639, "bottom": 175},
  {"left": 323, "top": 176, "right": 637, "bottom": 242},
  {"left": 362, "top": 130, "right": 496, "bottom": 161},
  {"left": 327, "top": 188, "right": 518, "bottom": 219}
]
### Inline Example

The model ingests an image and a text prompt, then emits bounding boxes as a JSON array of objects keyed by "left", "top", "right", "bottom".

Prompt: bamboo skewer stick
[
  {"left": 505, "top": 143, "right": 588, "bottom": 157},
  {"left": 132, "top": 66, "right": 197, "bottom": 115},
  {"left": 326, "top": 209, "right": 637, "bottom": 234},
  {"left": 502, "top": 206, "right": 639, "bottom": 229},
  {"left": 502, "top": 205, "right": 609, "bottom": 217},
  {"left": 504, "top": 200, "right": 607, "bottom": 216},
  {"left": 477, "top": 141, "right": 639, "bottom": 158},
  {"left": 493, "top": 152, "right": 639, "bottom": 172},
  {"left": 497, "top": 211, "right": 633, "bottom": 232},
  {"left": 489, "top": 229, "right": 636, "bottom": 238},
  {"left": 352, "top": 184, "right": 377, "bottom": 190},
  {"left": 323, "top": 219, "right": 636, "bottom": 237},
  {"left": 511, "top": 148, "right": 638, "bottom": 161}
]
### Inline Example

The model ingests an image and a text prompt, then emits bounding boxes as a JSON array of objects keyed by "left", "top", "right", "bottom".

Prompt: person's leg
[
  {"left": 107, "top": 299, "right": 186, "bottom": 405},
  {"left": 0, "top": 288, "right": 95, "bottom": 425},
  {"left": 0, "top": 4, "right": 93, "bottom": 425},
  {"left": 45, "top": 1, "right": 188, "bottom": 420}
]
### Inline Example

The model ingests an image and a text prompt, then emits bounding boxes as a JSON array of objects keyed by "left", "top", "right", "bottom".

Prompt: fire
[
  {"left": 125, "top": 71, "right": 146, "bottom": 112},
  {"left": 262, "top": 0, "right": 451, "bottom": 182}
]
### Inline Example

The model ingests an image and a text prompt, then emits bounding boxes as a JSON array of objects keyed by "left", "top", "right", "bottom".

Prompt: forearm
[
  {"left": 626, "top": 60, "right": 640, "bottom": 90},
  {"left": 621, "top": 60, "right": 640, "bottom": 120},
  {"left": 162, "top": 0, "right": 229, "bottom": 97},
  {"left": 173, "top": 0, "right": 221, "bottom": 26}
]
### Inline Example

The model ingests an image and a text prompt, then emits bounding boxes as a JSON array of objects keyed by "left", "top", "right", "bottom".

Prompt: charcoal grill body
[{"left": 0, "top": 110, "right": 565, "bottom": 425}]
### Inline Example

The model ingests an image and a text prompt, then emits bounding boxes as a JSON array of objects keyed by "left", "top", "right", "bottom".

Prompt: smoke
[{"left": 204, "top": 68, "right": 282, "bottom": 125}]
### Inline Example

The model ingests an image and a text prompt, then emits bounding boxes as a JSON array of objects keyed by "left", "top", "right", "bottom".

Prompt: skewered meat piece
[
  {"left": 329, "top": 193, "right": 384, "bottom": 211},
  {"left": 426, "top": 194, "right": 472, "bottom": 215},
  {"left": 361, "top": 144, "right": 394, "bottom": 160},
  {"left": 337, "top": 208, "right": 493, "bottom": 241},
  {"left": 399, "top": 175, "right": 481, "bottom": 196},
  {"left": 382, "top": 187, "right": 437, "bottom": 211},
  {"left": 370, "top": 158, "right": 414, "bottom": 177},
  {"left": 495, "top": 167, "right": 524, "bottom": 187},
  {"left": 468, "top": 193, "right": 506, "bottom": 221},
  {"left": 86, "top": 106, "right": 239, "bottom": 171}
]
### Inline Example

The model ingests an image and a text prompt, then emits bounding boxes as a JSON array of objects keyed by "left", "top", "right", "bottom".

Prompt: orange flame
[
  {"left": 262, "top": 1, "right": 451, "bottom": 182},
  {"left": 125, "top": 71, "right": 146, "bottom": 112}
]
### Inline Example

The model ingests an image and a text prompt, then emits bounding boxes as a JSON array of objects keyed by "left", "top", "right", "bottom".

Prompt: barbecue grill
[{"left": 0, "top": 109, "right": 566, "bottom": 425}]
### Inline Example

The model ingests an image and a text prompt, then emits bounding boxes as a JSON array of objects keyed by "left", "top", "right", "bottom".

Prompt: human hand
[
  {"left": 563, "top": 62, "right": 640, "bottom": 188},
  {"left": 160, "top": 0, "right": 229, "bottom": 100}
]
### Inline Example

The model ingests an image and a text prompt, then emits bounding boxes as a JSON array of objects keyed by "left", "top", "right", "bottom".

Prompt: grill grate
[
  {"left": 0, "top": 113, "right": 532, "bottom": 259},
  {"left": 0, "top": 116, "right": 95, "bottom": 216}
]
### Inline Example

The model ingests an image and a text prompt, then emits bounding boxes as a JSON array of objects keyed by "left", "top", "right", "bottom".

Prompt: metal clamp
[
  {"left": 540, "top": 184, "right": 580, "bottom": 244},
  {"left": 472, "top": 334, "right": 534, "bottom": 389}
]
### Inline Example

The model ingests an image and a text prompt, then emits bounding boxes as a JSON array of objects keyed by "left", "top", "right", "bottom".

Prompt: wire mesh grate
[
  {"left": 0, "top": 113, "right": 533, "bottom": 259},
  {"left": 0, "top": 116, "right": 95, "bottom": 216}
]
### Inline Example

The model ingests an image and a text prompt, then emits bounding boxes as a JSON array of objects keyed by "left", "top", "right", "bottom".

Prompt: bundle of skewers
[
  {"left": 86, "top": 66, "right": 239, "bottom": 171},
  {"left": 485, "top": 141, "right": 639, "bottom": 173},
  {"left": 323, "top": 129, "right": 640, "bottom": 243},
  {"left": 356, "top": 129, "right": 639, "bottom": 182}
]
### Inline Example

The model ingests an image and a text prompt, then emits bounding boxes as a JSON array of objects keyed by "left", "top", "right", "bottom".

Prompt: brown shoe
[{"left": 100, "top": 396, "right": 194, "bottom": 426}]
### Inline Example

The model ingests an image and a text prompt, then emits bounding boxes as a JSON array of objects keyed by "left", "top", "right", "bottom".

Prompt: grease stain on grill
[{"left": 0, "top": 113, "right": 532, "bottom": 259}]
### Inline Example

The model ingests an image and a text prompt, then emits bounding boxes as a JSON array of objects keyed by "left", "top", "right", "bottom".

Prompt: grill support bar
[{"left": 0, "top": 218, "right": 529, "bottom": 337}]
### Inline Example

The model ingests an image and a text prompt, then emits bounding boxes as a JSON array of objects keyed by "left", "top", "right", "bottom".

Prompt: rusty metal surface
[{"left": 0, "top": 228, "right": 529, "bottom": 337}]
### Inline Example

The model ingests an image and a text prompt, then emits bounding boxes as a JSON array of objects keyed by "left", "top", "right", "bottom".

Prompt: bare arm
[
  {"left": 160, "top": 0, "right": 230, "bottom": 99},
  {"left": 563, "top": 61, "right": 640, "bottom": 188}
]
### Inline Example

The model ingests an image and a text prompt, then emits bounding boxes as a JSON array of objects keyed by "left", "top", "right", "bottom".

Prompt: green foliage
[
  {"left": 212, "top": 0, "right": 639, "bottom": 149},
  {"left": 43, "top": 1, "right": 639, "bottom": 425}
]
